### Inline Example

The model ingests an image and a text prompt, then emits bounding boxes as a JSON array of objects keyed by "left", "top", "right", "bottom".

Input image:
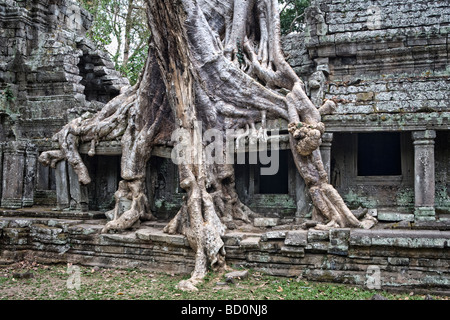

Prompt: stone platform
[{"left": 0, "top": 212, "right": 449, "bottom": 295}]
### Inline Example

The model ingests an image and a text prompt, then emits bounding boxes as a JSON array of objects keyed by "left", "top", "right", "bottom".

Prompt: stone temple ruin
[{"left": 0, "top": 0, "right": 449, "bottom": 294}]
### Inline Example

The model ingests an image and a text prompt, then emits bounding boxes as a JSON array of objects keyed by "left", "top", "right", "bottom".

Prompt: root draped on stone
[{"left": 39, "top": 0, "right": 377, "bottom": 292}]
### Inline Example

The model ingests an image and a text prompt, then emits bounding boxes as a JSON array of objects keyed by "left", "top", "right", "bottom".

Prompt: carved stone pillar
[
  {"left": 412, "top": 130, "right": 436, "bottom": 221},
  {"left": 68, "top": 164, "right": 89, "bottom": 212},
  {"left": 55, "top": 160, "right": 70, "bottom": 210},
  {"left": 320, "top": 132, "right": 334, "bottom": 179},
  {"left": 55, "top": 159, "right": 89, "bottom": 212},
  {"left": 1, "top": 141, "right": 26, "bottom": 209},
  {"left": 0, "top": 143, "right": 3, "bottom": 204},
  {"left": 22, "top": 144, "right": 38, "bottom": 207}
]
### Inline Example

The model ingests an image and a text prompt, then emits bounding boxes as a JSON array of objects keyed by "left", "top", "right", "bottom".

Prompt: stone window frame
[
  {"left": 351, "top": 132, "right": 414, "bottom": 186},
  {"left": 234, "top": 146, "right": 299, "bottom": 216}
]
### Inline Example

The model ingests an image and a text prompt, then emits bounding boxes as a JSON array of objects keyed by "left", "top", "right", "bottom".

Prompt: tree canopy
[
  {"left": 79, "top": 0, "right": 150, "bottom": 85},
  {"left": 279, "top": 0, "right": 310, "bottom": 35},
  {"left": 78, "top": 0, "right": 309, "bottom": 84}
]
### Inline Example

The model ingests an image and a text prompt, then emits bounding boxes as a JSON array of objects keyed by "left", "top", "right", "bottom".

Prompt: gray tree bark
[{"left": 39, "top": 0, "right": 376, "bottom": 291}]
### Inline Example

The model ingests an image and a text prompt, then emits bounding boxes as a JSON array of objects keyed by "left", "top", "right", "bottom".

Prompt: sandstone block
[{"left": 284, "top": 230, "right": 308, "bottom": 247}]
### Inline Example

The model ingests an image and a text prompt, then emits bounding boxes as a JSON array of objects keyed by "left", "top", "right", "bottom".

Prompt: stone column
[
  {"left": 55, "top": 160, "right": 70, "bottom": 210},
  {"left": 412, "top": 130, "right": 436, "bottom": 221},
  {"left": 1, "top": 141, "right": 26, "bottom": 209},
  {"left": 295, "top": 171, "right": 312, "bottom": 219},
  {"left": 68, "top": 164, "right": 89, "bottom": 212},
  {"left": 22, "top": 144, "right": 38, "bottom": 207},
  {"left": 0, "top": 143, "right": 3, "bottom": 203},
  {"left": 320, "top": 132, "right": 334, "bottom": 179}
]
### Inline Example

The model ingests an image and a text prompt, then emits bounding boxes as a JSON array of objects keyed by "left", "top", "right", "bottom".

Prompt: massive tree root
[{"left": 39, "top": 0, "right": 376, "bottom": 291}]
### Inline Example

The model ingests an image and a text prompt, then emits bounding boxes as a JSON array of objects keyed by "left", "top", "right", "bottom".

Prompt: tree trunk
[{"left": 39, "top": 0, "right": 376, "bottom": 291}]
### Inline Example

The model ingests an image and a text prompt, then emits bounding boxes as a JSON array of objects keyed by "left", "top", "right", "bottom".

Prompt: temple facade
[
  {"left": 282, "top": 0, "right": 450, "bottom": 224},
  {"left": 0, "top": 0, "right": 128, "bottom": 210},
  {"left": 0, "top": 0, "right": 449, "bottom": 227},
  {"left": 1, "top": 0, "right": 449, "bottom": 294}
]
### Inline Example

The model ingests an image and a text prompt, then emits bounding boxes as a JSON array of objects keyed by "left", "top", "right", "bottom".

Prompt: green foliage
[
  {"left": 75, "top": 0, "right": 309, "bottom": 84},
  {"left": 279, "top": 0, "right": 311, "bottom": 35},
  {"left": 1, "top": 85, "right": 16, "bottom": 102},
  {"left": 79, "top": 0, "right": 150, "bottom": 85},
  {"left": 118, "top": 42, "right": 148, "bottom": 85}
]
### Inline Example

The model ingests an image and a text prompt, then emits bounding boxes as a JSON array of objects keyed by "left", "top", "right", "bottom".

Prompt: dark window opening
[
  {"left": 257, "top": 149, "right": 289, "bottom": 194},
  {"left": 357, "top": 132, "right": 402, "bottom": 176}
]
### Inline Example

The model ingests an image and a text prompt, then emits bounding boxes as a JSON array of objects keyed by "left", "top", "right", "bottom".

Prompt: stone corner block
[
  {"left": 239, "top": 237, "right": 261, "bottom": 249},
  {"left": 328, "top": 228, "right": 350, "bottom": 256}
]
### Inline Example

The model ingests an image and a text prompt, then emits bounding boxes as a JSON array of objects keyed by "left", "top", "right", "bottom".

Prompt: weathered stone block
[
  {"left": 378, "top": 212, "right": 415, "bottom": 222},
  {"left": 284, "top": 230, "right": 308, "bottom": 247},
  {"left": 3, "top": 227, "right": 28, "bottom": 238},
  {"left": 100, "top": 232, "right": 141, "bottom": 245},
  {"left": 356, "top": 91, "right": 374, "bottom": 102},
  {"left": 239, "top": 237, "right": 261, "bottom": 249},
  {"left": 135, "top": 228, "right": 190, "bottom": 247},
  {"left": 328, "top": 228, "right": 350, "bottom": 256},
  {"left": 0, "top": 220, "right": 10, "bottom": 229},
  {"left": 222, "top": 232, "right": 246, "bottom": 246},
  {"left": 280, "top": 246, "right": 305, "bottom": 257},
  {"left": 9, "top": 219, "right": 34, "bottom": 228},
  {"left": 388, "top": 257, "right": 410, "bottom": 266},
  {"left": 30, "top": 224, "right": 63, "bottom": 236},
  {"left": 351, "top": 229, "right": 450, "bottom": 249},
  {"left": 305, "top": 241, "right": 329, "bottom": 252},
  {"left": 260, "top": 230, "right": 287, "bottom": 241},
  {"left": 68, "top": 224, "right": 103, "bottom": 235},
  {"left": 253, "top": 218, "right": 279, "bottom": 227},
  {"left": 349, "top": 229, "right": 373, "bottom": 246},
  {"left": 3, "top": 228, "right": 28, "bottom": 245},
  {"left": 225, "top": 270, "right": 248, "bottom": 281},
  {"left": 47, "top": 219, "right": 80, "bottom": 232},
  {"left": 308, "top": 229, "right": 329, "bottom": 241}
]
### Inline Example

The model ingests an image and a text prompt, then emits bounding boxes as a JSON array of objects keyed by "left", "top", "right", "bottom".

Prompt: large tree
[{"left": 40, "top": 0, "right": 376, "bottom": 291}]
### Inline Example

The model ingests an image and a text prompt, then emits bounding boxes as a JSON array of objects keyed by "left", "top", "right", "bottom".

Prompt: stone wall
[
  {"left": 1, "top": 215, "right": 449, "bottom": 294},
  {"left": 0, "top": 0, "right": 129, "bottom": 209},
  {"left": 0, "top": 0, "right": 449, "bottom": 295},
  {"left": 282, "top": 0, "right": 450, "bottom": 219}
]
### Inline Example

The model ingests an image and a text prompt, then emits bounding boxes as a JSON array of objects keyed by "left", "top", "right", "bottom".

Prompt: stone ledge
[
  {"left": 239, "top": 237, "right": 261, "bottom": 249},
  {"left": 328, "top": 228, "right": 351, "bottom": 256},
  {"left": 305, "top": 241, "right": 329, "bottom": 253},
  {"left": 253, "top": 218, "right": 279, "bottom": 227},
  {"left": 350, "top": 229, "right": 450, "bottom": 248},
  {"left": 260, "top": 230, "right": 287, "bottom": 241},
  {"left": 222, "top": 232, "right": 245, "bottom": 246},
  {"left": 280, "top": 246, "right": 305, "bottom": 257},
  {"left": 100, "top": 232, "right": 142, "bottom": 245},
  {"left": 135, "top": 228, "right": 190, "bottom": 247},
  {"left": 1, "top": 215, "right": 450, "bottom": 294},
  {"left": 308, "top": 229, "right": 329, "bottom": 241}
]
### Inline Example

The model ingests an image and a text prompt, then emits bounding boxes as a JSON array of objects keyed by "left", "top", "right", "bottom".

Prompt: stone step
[
  {"left": 135, "top": 227, "right": 190, "bottom": 247},
  {"left": 239, "top": 236, "right": 261, "bottom": 249},
  {"left": 223, "top": 232, "right": 262, "bottom": 246}
]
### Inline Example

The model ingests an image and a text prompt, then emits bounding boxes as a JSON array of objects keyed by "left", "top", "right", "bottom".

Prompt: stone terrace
[{"left": 1, "top": 213, "right": 449, "bottom": 295}]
